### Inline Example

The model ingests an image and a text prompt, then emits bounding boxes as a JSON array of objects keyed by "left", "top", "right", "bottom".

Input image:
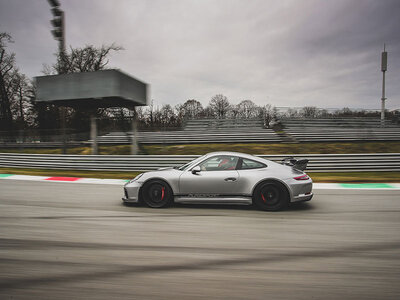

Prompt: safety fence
[{"left": 0, "top": 153, "right": 399, "bottom": 172}]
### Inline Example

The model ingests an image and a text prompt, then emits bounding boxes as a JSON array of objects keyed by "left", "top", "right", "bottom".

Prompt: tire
[
  {"left": 252, "top": 181, "right": 289, "bottom": 211},
  {"left": 141, "top": 180, "right": 173, "bottom": 208}
]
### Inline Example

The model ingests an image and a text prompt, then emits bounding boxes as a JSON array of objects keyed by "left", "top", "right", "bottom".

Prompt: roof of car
[{"left": 206, "top": 151, "right": 263, "bottom": 161}]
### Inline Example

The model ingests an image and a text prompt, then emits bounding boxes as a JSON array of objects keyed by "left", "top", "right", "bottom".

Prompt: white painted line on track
[
  {"left": 0, "top": 174, "right": 127, "bottom": 185},
  {"left": 313, "top": 183, "right": 339, "bottom": 189},
  {"left": 76, "top": 178, "right": 128, "bottom": 185},
  {"left": 3, "top": 175, "right": 49, "bottom": 181}
]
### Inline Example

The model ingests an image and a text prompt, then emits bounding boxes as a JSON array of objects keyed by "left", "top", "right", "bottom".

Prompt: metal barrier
[
  {"left": 280, "top": 118, "right": 400, "bottom": 142},
  {"left": 96, "top": 129, "right": 281, "bottom": 144},
  {"left": 1, "top": 153, "right": 399, "bottom": 172}
]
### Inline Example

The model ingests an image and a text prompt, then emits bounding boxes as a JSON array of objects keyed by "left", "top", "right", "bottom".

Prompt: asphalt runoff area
[{"left": 0, "top": 180, "right": 399, "bottom": 299}]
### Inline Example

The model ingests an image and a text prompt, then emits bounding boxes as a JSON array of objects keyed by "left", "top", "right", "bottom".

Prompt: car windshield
[{"left": 176, "top": 155, "right": 207, "bottom": 171}]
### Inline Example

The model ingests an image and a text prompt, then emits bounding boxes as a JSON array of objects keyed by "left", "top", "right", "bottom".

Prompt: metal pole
[
  {"left": 59, "top": 10, "right": 67, "bottom": 152},
  {"left": 61, "top": 108, "right": 67, "bottom": 154},
  {"left": 131, "top": 107, "right": 138, "bottom": 155},
  {"left": 90, "top": 113, "right": 98, "bottom": 155},
  {"left": 48, "top": 1, "right": 68, "bottom": 152},
  {"left": 381, "top": 71, "right": 386, "bottom": 127},
  {"left": 381, "top": 44, "right": 387, "bottom": 127}
]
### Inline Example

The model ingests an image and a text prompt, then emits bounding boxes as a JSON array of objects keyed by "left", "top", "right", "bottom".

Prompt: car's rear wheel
[
  {"left": 142, "top": 180, "right": 173, "bottom": 208},
  {"left": 253, "top": 181, "right": 289, "bottom": 211}
]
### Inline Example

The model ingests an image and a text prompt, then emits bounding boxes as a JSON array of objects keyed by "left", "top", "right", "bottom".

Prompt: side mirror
[{"left": 191, "top": 166, "right": 201, "bottom": 174}]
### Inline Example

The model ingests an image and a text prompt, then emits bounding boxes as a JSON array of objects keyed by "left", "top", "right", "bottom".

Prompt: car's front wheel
[
  {"left": 141, "top": 180, "right": 173, "bottom": 208},
  {"left": 253, "top": 181, "right": 289, "bottom": 211}
]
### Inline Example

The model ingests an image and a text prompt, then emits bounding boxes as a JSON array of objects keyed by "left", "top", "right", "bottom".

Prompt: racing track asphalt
[{"left": 0, "top": 179, "right": 399, "bottom": 300}]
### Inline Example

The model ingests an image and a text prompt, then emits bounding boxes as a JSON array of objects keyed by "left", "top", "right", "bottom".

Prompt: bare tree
[
  {"left": 318, "top": 109, "right": 329, "bottom": 117},
  {"left": 301, "top": 106, "right": 318, "bottom": 118},
  {"left": 148, "top": 100, "right": 154, "bottom": 125},
  {"left": 160, "top": 104, "right": 176, "bottom": 127},
  {"left": 209, "top": 94, "right": 230, "bottom": 119},
  {"left": 0, "top": 32, "right": 15, "bottom": 131},
  {"left": 228, "top": 104, "right": 239, "bottom": 119},
  {"left": 237, "top": 100, "right": 258, "bottom": 119},
  {"left": 44, "top": 43, "right": 123, "bottom": 75},
  {"left": 10, "top": 73, "right": 33, "bottom": 126},
  {"left": 339, "top": 107, "right": 352, "bottom": 116},
  {"left": 286, "top": 107, "right": 298, "bottom": 118},
  {"left": 176, "top": 99, "right": 203, "bottom": 119},
  {"left": 260, "top": 104, "right": 276, "bottom": 127}
]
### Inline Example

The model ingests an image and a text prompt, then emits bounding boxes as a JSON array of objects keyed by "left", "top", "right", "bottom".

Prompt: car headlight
[{"left": 129, "top": 173, "right": 143, "bottom": 183}]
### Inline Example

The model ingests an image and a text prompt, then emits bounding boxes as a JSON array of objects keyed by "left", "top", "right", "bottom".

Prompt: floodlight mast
[
  {"left": 48, "top": 0, "right": 65, "bottom": 56},
  {"left": 47, "top": 0, "right": 67, "bottom": 153},
  {"left": 381, "top": 44, "right": 388, "bottom": 127}
]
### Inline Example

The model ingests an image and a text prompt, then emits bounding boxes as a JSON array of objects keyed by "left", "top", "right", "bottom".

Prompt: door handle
[{"left": 224, "top": 177, "right": 237, "bottom": 182}]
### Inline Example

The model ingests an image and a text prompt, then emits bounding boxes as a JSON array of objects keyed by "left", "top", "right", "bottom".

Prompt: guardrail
[
  {"left": 97, "top": 129, "right": 281, "bottom": 144},
  {"left": 1, "top": 153, "right": 400, "bottom": 172}
]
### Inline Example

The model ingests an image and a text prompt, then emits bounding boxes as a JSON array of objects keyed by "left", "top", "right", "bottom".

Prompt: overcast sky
[{"left": 0, "top": 0, "right": 399, "bottom": 109}]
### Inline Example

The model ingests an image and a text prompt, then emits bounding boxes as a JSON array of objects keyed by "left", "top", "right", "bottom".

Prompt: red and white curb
[{"left": 1, "top": 174, "right": 400, "bottom": 189}]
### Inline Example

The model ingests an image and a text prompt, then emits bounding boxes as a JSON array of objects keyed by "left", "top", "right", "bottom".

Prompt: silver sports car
[{"left": 123, "top": 151, "right": 313, "bottom": 211}]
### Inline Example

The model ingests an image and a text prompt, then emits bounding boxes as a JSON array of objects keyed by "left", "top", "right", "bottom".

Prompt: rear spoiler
[{"left": 281, "top": 157, "right": 309, "bottom": 171}]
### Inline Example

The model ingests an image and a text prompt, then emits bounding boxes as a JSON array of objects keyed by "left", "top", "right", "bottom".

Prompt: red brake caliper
[
  {"left": 261, "top": 193, "right": 267, "bottom": 203},
  {"left": 161, "top": 187, "right": 165, "bottom": 200}
]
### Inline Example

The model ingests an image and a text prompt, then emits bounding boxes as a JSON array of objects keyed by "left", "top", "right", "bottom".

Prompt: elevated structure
[
  {"left": 35, "top": 69, "right": 148, "bottom": 154},
  {"left": 35, "top": 69, "right": 148, "bottom": 108}
]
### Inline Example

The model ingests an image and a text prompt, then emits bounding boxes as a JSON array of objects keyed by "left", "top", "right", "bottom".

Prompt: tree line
[
  {"left": 107, "top": 98, "right": 277, "bottom": 132},
  {"left": 0, "top": 32, "right": 394, "bottom": 137}
]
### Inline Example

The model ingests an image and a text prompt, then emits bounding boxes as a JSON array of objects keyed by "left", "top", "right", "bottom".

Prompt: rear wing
[{"left": 281, "top": 157, "right": 309, "bottom": 171}]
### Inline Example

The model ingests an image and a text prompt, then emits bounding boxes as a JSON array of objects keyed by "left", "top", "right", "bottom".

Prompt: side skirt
[{"left": 174, "top": 195, "right": 252, "bottom": 205}]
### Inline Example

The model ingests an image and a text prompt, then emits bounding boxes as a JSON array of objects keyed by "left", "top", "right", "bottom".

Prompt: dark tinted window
[
  {"left": 239, "top": 158, "right": 266, "bottom": 170},
  {"left": 198, "top": 155, "right": 239, "bottom": 171}
]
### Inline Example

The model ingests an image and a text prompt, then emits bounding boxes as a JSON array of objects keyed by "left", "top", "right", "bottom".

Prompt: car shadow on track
[{"left": 123, "top": 201, "right": 315, "bottom": 212}]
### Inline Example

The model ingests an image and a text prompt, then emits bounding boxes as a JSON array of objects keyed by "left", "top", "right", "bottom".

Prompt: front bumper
[{"left": 122, "top": 181, "right": 142, "bottom": 203}]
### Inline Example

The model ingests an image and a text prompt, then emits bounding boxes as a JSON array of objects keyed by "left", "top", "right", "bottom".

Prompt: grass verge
[
  {"left": 142, "top": 142, "right": 400, "bottom": 155},
  {"left": 0, "top": 167, "right": 399, "bottom": 183},
  {"left": 309, "top": 172, "right": 400, "bottom": 183}
]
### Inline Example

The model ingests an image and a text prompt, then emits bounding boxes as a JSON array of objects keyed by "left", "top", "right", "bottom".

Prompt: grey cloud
[{"left": 0, "top": 0, "right": 399, "bottom": 109}]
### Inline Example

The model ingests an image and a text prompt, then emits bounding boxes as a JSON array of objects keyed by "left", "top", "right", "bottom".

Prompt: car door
[{"left": 179, "top": 155, "right": 240, "bottom": 196}]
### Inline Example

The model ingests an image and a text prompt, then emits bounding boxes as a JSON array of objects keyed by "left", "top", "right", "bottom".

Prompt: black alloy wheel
[
  {"left": 142, "top": 180, "right": 173, "bottom": 208},
  {"left": 253, "top": 181, "right": 289, "bottom": 211}
]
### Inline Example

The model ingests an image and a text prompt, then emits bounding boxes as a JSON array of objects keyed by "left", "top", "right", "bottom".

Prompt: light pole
[
  {"left": 47, "top": 0, "right": 67, "bottom": 153},
  {"left": 48, "top": 0, "right": 65, "bottom": 70},
  {"left": 48, "top": 0, "right": 65, "bottom": 52},
  {"left": 381, "top": 44, "right": 388, "bottom": 127}
]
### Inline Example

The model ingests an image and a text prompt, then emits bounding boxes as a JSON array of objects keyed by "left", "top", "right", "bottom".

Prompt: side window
[
  {"left": 198, "top": 155, "right": 239, "bottom": 171},
  {"left": 240, "top": 158, "right": 266, "bottom": 170}
]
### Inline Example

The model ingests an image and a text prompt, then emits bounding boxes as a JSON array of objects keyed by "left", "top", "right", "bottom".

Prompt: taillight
[{"left": 294, "top": 174, "right": 309, "bottom": 180}]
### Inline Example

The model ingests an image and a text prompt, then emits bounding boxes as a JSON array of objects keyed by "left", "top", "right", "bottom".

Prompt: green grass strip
[
  {"left": 0, "top": 174, "right": 14, "bottom": 178},
  {"left": 340, "top": 183, "right": 394, "bottom": 189}
]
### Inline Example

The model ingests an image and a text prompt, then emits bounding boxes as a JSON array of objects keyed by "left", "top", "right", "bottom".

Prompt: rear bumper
[
  {"left": 292, "top": 192, "right": 313, "bottom": 202},
  {"left": 285, "top": 178, "right": 313, "bottom": 203}
]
